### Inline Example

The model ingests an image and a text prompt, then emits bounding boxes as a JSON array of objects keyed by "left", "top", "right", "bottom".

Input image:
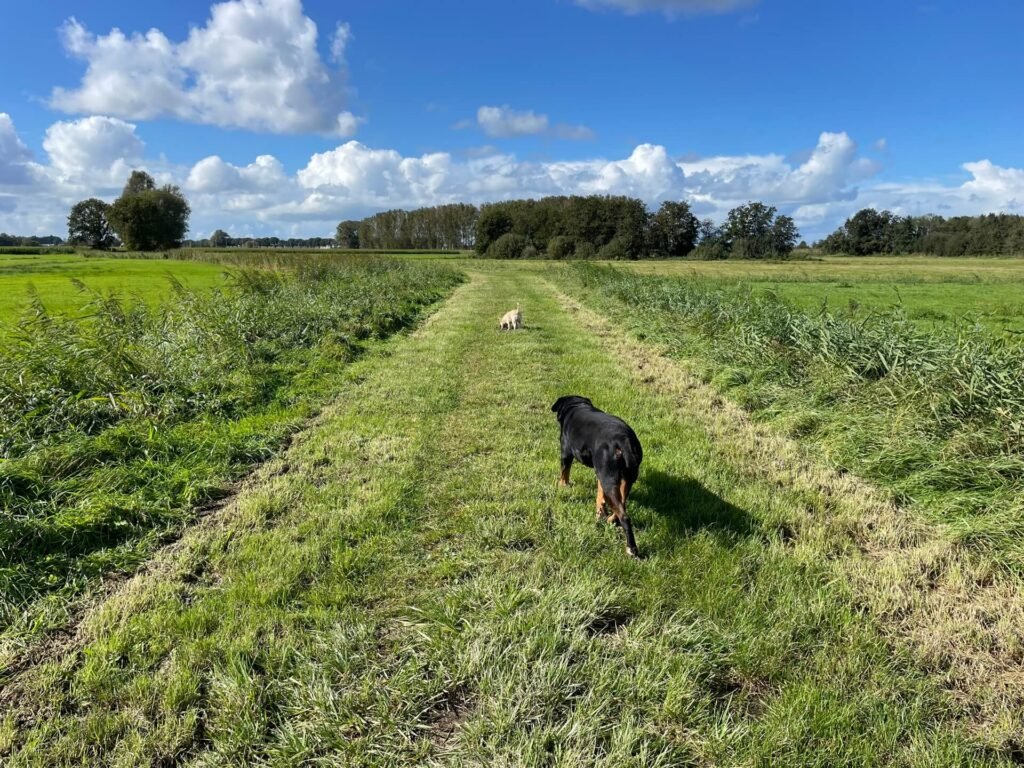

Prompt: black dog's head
[{"left": 551, "top": 395, "right": 593, "bottom": 424}]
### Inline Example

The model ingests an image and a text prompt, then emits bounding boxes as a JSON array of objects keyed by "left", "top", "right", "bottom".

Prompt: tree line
[
  {"left": 819, "top": 209, "right": 1024, "bottom": 256},
  {"left": 335, "top": 196, "right": 799, "bottom": 259},
  {"left": 0, "top": 233, "right": 64, "bottom": 247},
  {"left": 336, "top": 204, "right": 478, "bottom": 250},
  {"left": 184, "top": 230, "right": 336, "bottom": 249}
]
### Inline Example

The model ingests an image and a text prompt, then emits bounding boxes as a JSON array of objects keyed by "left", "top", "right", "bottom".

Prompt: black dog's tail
[{"left": 613, "top": 444, "right": 639, "bottom": 475}]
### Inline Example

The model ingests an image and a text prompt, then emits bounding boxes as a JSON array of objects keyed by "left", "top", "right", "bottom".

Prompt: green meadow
[
  {"left": 2, "top": 252, "right": 1023, "bottom": 765},
  {"left": 623, "top": 256, "right": 1024, "bottom": 335},
  {"left": 0, "top": 253, "right": 228, "bottom": 325}
]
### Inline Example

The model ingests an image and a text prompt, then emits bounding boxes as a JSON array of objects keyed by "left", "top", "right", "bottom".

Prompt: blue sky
[{"left": 2, "top": 0, "right": 1023, "bottom": 240}]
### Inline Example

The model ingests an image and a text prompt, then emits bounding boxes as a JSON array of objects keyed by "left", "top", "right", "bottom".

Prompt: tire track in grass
[{"left": 0, "top": 267, "right": 1011, "bottom": 766}]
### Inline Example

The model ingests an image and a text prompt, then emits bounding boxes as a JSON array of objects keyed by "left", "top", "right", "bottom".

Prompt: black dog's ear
[{"left": 552, "top": 395, "right": 591, "bottom": 415}]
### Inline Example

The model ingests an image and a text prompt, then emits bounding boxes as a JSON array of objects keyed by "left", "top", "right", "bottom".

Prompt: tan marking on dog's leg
[
  {"left": 596, "top": 479, "right": 607, "bottom": 520},
  {"left": 559, "top": 466, "right": 571, "bottom": 486},
  {"left": 612, "top": 479, "right": 639, "bottom": 557}
]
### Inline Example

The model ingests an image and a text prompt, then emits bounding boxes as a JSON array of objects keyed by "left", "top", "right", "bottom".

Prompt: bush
[
  {"left": 691, "top": 242, "right": 731, "bottom": 260},
  {"left": 574, "top": 242, "right": 597, "bottom": 260},
  {"left": 547, "top": 235, "right": 577, "bottom": 260},
  {"left": 485, "top": 232, "right": 529, "bottom": 260},
  {"left": 521, "top": 244, "right": 540, "bottom": 259},
  {"left": 597, "top": 237, "right": 630, "bottom": 261},
  {"left": 475, "top": 207, "right": 514, "bottom": 255},
  {"left": 0, "top": 246, "right": 75, "bottom": 255}
]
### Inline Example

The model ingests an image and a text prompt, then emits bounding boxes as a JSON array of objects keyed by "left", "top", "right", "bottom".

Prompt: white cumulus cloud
[
  {"left": 187, "top": 154, "right": 289, "bottom": 193},
  {"left": 678, "top": 132, "right": 878, "bottom": 214},
  {"left": 50, "top": 0, "right": 359, "bottom": 136},
  {"left": 7, "top": 112, "right": 1024, "bottom": 243},
  {"left": 296, "top": 142, "right": 453, "bottom": 209},
  {"left": 42, "top": 116, "right": 145, "bottom": 189},
  {"left": 469, "top": 105, "right": 595, "bottom": 140},
  {"left": 0, "top": 113, "right": 36, "bottom": 185}
]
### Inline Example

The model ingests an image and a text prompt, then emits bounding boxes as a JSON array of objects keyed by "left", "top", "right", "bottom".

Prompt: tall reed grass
[
  {"left": 558, "top": 263, "right": 1024, "bottom": 567},
  {"left": 0, "top": 255, "right": 460, "bottom": 637}
]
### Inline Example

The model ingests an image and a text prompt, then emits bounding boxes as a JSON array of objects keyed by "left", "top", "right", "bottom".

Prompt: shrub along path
[{"left": 0, "top": 266, "right": 1014, "bottom": 765}]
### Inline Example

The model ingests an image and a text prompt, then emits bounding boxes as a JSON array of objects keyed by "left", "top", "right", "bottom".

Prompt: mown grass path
[{"left": 1, "top": 267, "right": 1008, "bottom": 765}]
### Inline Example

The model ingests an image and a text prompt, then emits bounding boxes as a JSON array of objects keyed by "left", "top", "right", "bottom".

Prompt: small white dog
[{"left": 499, "top": 304, "right": 522, "bottom": 330}]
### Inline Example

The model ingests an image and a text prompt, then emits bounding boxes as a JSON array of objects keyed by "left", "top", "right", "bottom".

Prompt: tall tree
[
  {"left": 648, "top": 200, "right": 699, "bottom": 257},
  {"left": 770, "top": 215, "right": 799, "bottom": 256},
  {"left": 209, "top": 229, "right": 230, "bottom": 248},
  {"left": 107, "top": 173, "right": 190, "bottom": 251},
  {"left": 67, "top": 198, "right": 116, "bottom": 250},
  {"left": 475, "top": 206, "right": 514, "bottom": 254},
  {"left": 335, "top": 220, "right": 360, "bottom": 248},
  {"left": 121, "top": 170, "right": 156, "bottom": 197},
  {"left": 723, "top": 201, "right": 777, "bottom": 259}
]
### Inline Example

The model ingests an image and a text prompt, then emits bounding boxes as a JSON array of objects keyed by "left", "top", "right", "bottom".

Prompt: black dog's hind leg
[
  {"left": 602, "top": 475, "right": 638, "bottom": 558},
  {"left": 559, "top": 454, "right": 573, "bottom": 486},
  {"left": 595, "top": 478, "right": 608, "bottom": 520}
]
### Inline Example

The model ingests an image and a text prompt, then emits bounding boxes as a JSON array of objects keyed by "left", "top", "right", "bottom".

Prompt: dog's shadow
[{"left": 632, "top": 468, "right": 757, "bottom": 543}]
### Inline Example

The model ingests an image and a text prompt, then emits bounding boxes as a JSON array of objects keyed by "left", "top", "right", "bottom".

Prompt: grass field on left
[
  {"left": 0, "top": 253, "right": 228, "bottom": 325},
  {"left": 0, "top": 251, "right": 462, "bottom": 661}
]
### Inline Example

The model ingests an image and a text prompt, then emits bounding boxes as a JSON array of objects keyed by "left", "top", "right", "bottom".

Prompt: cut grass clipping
[{"left": 0, "top": 255, "right": 461, "bottom": 657}]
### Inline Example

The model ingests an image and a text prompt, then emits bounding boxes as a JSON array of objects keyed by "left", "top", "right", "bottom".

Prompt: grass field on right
[
  {"left": 622, "top": 256, "right": 1024, "bottom": 336},
  {"left": 555, "top": 256, "right": 1024, "bottom": 558}
]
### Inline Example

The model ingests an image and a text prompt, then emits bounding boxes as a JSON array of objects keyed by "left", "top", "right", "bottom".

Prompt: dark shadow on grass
[
  {"left": 496, "top": 326, "right": 543, "bottom": 333},
  {"left": 632, "top": 468, "right": 758, "bottom": 544}
]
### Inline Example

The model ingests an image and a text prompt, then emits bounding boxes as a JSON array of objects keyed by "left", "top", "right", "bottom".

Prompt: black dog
[{"left": 551, "top": 395, "right": 643, "bottom": 557}]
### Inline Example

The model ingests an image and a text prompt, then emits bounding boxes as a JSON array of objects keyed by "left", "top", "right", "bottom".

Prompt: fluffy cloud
[
  {"left": 295, "top": 142, "right": 453, "bottom": 210},
  {"left": 961, "top": 160, "right": 1024, "bottom": 203},
  {"left": 185, "top": 154, "right": 296, "bottom": 221},
  {"left": 575, "top": 0, "right": 758, "bottom": 17},
  {"left": 187, "top": 154, "right": 288, "bottom": 194},
  {"left": 7, "top": 113, "right": 1024, "bottom": 242},
  {"left": 281, "top": 134, "right": 869, "bottom": 227},
  {"left": 42, "top": 116, "right": 145, "bottom": 189},
  {"left": 467, "top": 105, "right": 595, "bottom": 140},
  {"left": 792, "top": 161, "right": 1024, "bottom": 235},
  {"left": 678, "top": 132, "right": 879, "bottom": 212},
  {"left": 0, "top": 113, "right": 35, "bottom": 185},
  {"left": 50, "top": 0, "right": 358, "bottom": 136}
]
